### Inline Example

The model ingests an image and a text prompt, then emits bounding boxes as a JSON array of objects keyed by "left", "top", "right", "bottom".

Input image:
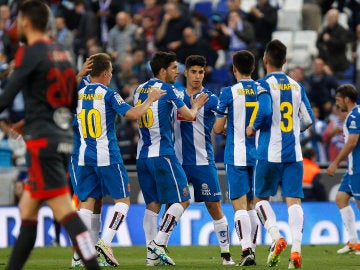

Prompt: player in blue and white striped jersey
[
  {"left": 246, "top": 40, "right": 314, "bottom": 269},
  {"left": 173, "top": 55, "right": 235, "bottom": 265},
  {"left": 75, "top": 53, "right": 165, "bottom": 267},
  {"left": 134, "top": 51, "right": 208, "bottom": 266},
  {"left": 214, "top": 50, "right": 258, "bottom": 266},
  {"left": 327, "top": 84, "right": 360, "bottom": 255}
]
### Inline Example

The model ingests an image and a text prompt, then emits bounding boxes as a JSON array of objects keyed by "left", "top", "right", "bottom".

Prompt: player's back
[
  {"left": 218, "top": 79, "right": 258, "bottom": 166},
  {"left": 76, "top": 83, "right": 123, "bottom": 166},
  {"left": 344, "top": 105, "right": 360, "bottom": 175},
  {"left": 257, "top": 72, "right": 305, "bottom": 163},
  {"left": 17, "top": 41, "right": 77, "bottom": 140},
  {"left": 134, "top": 78, "right": 182, "bottom": 158},
  {"left": 173, "top": 87, "right": 217, "bottom": 166}
]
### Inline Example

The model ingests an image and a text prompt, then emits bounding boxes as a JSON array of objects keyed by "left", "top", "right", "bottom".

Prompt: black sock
[
  {"left": 61, "top": 212, "right": 100, "bottom": 270},
  {"left": 6, "top": 220, "right": 37, "bottom": 270}
]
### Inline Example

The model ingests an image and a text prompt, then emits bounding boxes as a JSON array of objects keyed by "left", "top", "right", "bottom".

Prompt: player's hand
[
  {"left": 246, "top": 125, "right": 255, "bottom": 138},
  {"left": 191, "top": 92, "right": 209, "bottom": 110},
  {"left": 326, "top": 162, "right": 337, "bottom": 176},
  {"left": 148, "top": 87, "right": 166, "bottom": 102},
  {"left": 79, "top": 57, "right": 93, "bottom": 77}
]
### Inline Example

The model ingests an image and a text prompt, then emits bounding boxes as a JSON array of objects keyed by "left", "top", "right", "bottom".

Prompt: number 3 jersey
[
  {"left": 0, "top": 40, "right": 77, "bottom": 140},
  {"left": 76, "top": 82, "right": 132, "bottom": 166},
  {"left": 133, "top": 78, "right": 186, "bottom": 158},
  {"left": 216, "top": 79, "right": 258, "bottom": 166},
  {"left": 255, "top": 72, "right": 314, "bottom": 163}
]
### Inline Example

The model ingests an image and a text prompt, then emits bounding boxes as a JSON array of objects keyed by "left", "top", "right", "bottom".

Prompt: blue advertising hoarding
[{"left": 1, "top": 202, "right": 359, "bottom": 247}]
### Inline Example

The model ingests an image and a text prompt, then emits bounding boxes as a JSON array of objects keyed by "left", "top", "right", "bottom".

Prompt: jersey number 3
[{"left": 280, "top": 101, "right": 293, "bottom": 132}]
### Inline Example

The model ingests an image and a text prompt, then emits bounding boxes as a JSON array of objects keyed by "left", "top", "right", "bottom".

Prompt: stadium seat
[
  {"left": 293, "top": 30, "right": 318, "bottom": 56},
  {"left": 193, "top": 1, "right": 213, "bottom": 18},
  {"left": 241, "top": 0, "right": 256, "bottom": 13},
  {"left": 214, "top": 0, "right": 228, "bottom": 16},
  {"left": 277, "top": 9, "right": 302, "bottom": 31},
  {"left": 287, "top": 47, "right": 313, "bottom": 71},
  {"left": 282, "top": 0, "right": 304, "bottom": 11}
]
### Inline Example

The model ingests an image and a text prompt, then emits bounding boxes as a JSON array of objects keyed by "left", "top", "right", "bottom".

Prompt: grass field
[{"left": 1, "top": 245, "right": 360, "bottom": 269}]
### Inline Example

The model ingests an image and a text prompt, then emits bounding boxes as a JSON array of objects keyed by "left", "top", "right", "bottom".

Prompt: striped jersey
[
  {"left": 72, "top": 75, "right": 91, "bottom": 159},
  {"left": 255, "top": 72, "right": 314, "bottom": 163},
  {"left": 76, "top": 82, "right": 132, "bottom": 166},
  {"left": 216, "top": 79, "right": 258, "bottom": 166},
  {"left": 173, "top": 87, "right": 217, "bottom": 165},
  {"left": 134, "top": 78, "right": 186, "bottom": 158},
  {"left": 343, "top": 105, "right": 360, "bottom": 175}
]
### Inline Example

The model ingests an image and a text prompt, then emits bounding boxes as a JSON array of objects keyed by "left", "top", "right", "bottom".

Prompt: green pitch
[{"left": 0, "top": 245, "right": 359, "bottom": 269}]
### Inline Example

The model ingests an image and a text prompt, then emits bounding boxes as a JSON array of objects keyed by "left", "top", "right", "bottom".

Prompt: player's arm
[
  {"left": 299, "top": 86, "right": 314, "bottom": 132},
  {"left": 213, "top": 116, "right": 227, "bottom": 134},
  {"left": 0, "top": 47, "right": 32, "bottom": 112},
  {"left": 76, "top": 57, "right": 93, "bottom": 85},
  {"left": 246, "top": 90, "right": 272, "bottom": 138},
  {"left": 177, "top": 92, "right": 209, "bottom": 120},
  {"left": 327, "top": 133, "right": 359, "bottom": 176},
  {"left": 125, "top": 88, "right": 166, "bottom": 120}
]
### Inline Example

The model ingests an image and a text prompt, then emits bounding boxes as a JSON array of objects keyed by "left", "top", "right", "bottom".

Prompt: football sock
[
  {"left": 340, "top": 205, "right": 358, "bottom": 243},
  {"left": 155, "top": 203, "right": 184, "bottom": 246},
  {"left": 6, "top": 220, "right": 37, "bottom": 270},
  {"left": 73, "top": 208, "right": 93, "bottom": 260},
  {"left": 213, "top": 216, "right": 230, "bottom": 253},
  {"left": 144, "top": 209, "right": 158, "bottom": 245},
  {"left": 288, "top": 204, "right": 303, "bottom": 253},
  {"left": 101, "top": 202, "right": 128, "bottom": 245},
  {"left": 91, "top": 213, "right": 101, "bottom": 243},
  {"left": 248, "top": 209, "right": 259, "bottom": 251},
  {"left": 61, "top": 212, "right": 99, "bottom": 269},
  {"left": 144, "top": 209, "right": 159, "bottom": 259},
  {"left": 256, "top": 200, "right": 281, "bottom": 241},
  {"left": 234, "top": 210, "right": 252, "bottom": 250}
]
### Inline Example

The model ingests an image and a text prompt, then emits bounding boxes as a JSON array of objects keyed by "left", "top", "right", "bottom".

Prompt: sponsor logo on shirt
[
  {"left": 114, "top": 92, "right": 125, "bottom": 105},
  {"left": 349, "top": 120, "right": 357, "bottom": 129},
  {"left": 183, "top": 187, "right": 189, "bottom": 197}
]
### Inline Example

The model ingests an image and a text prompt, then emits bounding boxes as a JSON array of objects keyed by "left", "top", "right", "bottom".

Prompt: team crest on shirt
[
  {"left": 201, "top": 183, "right": 211, "bottom": 196},
  {"left": 183, "top": 187, "right": 189, "bottom": 197},
  {"left": 172, "top": 86, "right": 183, "bottom": 99},
  {"left": 349, "top": 120, "right": 357, "bottom": 129},
  {"left": 114, "top": 92, "right": 125, "bottom": 105}
]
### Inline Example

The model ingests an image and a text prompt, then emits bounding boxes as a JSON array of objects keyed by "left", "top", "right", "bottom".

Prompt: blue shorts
[
  {"left": 182, "top": 164, "right": 222, "bottom": 202},
  {"left": 136, "top": 155, "right": 191, "bottom": 205},
  {"left": 255, "top": 160, "right": 303, "bottom": 198},
  {"left": 339, "top": 172, "right": 360, "bottom": 200},
  {"left": 76, "top": 163, "right": 130, "bottom": 201},
  {"left": 225, "top": 164, "right": 254, "bottom": 200},
  {"left": 69, "top": 155, "right": 79, "bottom": 194}
]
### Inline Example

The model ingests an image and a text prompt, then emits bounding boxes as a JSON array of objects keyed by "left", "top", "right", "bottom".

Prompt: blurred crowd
[{"left": 0, "top": 0, "right": 359, "bottom": 201}]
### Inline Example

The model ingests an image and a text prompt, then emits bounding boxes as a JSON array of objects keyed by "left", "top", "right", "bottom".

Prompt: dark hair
[
  {"left": 185, "top": 55, "right": 206, "bottom": 69},
  {"left": 265, "top": 39, "right": 287, "bottom": 68},
  {"left": 335, "top": 84, "right": 358, "bottom": 103},
  {"left": 232, "top": 50, "right": 255, "bottom": 75},
  {"left": 18, "top": 0, "right": 49, "bottom": 32},
  {"left": 302, "top": 147, "right": 316, "bottom": 160},
  {"left": 89, "top": 53, "right": 111, "bottom": 77},
  {"left": 150, "top": 51, "right": 177, "bottom": 76}
]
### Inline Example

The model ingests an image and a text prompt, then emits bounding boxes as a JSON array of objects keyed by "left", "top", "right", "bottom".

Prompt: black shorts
[{"left": 25, "top": 138, "right": 73, "bottom": 199}]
